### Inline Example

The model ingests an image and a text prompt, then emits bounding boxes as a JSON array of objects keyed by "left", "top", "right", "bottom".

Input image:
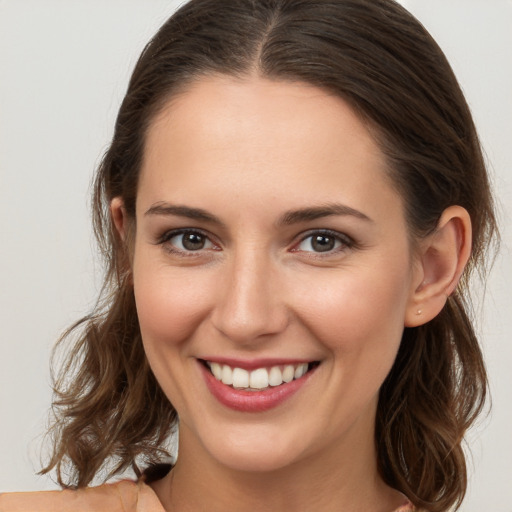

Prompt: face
[{"left": 129, "top": 76, "right": 421, "bottom": 473}]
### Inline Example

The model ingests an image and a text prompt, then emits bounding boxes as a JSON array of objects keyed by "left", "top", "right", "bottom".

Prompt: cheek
[
  {"left": 292, "top": 264, "right": 411, "bottom": 358},
  {"left": 133, "top": 259, "right": 215, "bottom": 350},
  {"left": 132, "top": 254, "right": 218, "bottom": 412}
]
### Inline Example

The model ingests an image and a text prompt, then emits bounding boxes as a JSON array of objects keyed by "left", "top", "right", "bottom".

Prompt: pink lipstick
[{"left": 199, "top": 359, "right": 318, "bottom": 412}]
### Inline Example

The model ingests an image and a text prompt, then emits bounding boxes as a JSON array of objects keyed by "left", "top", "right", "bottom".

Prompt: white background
[{"left": 0, "top": 1, "right": 510, "bottom": 510}]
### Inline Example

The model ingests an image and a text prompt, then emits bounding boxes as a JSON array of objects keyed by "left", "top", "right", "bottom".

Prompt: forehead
[
  {"left": 145, "top": 75, "right": 384, "bottom": 172},
  {"left": 138, "top": 75, "right": 404, "bottom": 227}
]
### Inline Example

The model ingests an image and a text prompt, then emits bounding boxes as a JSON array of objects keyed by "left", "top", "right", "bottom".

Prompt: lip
[
  {"left": 200, "top": 356, "right": 313, "bottom": 371},
  {"left": 199, "top": 359, "right": 317, "bottom": 413}
]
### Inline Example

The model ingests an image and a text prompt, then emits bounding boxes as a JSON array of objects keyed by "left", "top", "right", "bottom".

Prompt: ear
[
  {"left": 110, "top": 197, "right": 127, "bottom": 241},
  {"left": 405, "top": 206, "right": 472, "bottom": 327}
]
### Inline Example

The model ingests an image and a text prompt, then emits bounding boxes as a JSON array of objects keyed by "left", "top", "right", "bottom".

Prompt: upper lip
[{"left": 198, "top": 357, "right": 316, "bottom": 371}]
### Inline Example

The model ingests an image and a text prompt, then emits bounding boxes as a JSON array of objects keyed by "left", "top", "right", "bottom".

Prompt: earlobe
[
  {"left": 405, "top": 206, "right": 472, "bottom": 327},
  {"left": 110, "top": 197, "right": 127, "bottom": 241}
]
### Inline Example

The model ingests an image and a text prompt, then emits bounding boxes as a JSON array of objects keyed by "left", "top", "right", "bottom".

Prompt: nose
[{"left": 210, "top": 249, "right": 289, "bottom": 345}]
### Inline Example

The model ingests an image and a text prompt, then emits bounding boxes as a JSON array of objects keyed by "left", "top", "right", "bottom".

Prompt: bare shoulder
[
  {"left": 394, "top": 502, "right": 416, "bottom": 512},
  {"left": 0, "top": 480, "right": 140, "bottom": 512}
]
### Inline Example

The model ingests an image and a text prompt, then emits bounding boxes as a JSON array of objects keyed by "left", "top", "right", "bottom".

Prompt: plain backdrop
[{"left": 0, "top": 1, "right": 511, "bottom": 510}]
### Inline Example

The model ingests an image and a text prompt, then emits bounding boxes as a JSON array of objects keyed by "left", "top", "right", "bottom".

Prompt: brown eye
[
  {"left": 167, "top": 231, "right": 214, "bottom": 251},
  {"left": 182, "top": 232, "right": 206, "bottom": 250},
  {"left": 310, "top": 235, "right": 336, "bottom": 252},
  {"left": 296, "top": 231, "right": 351, "bottom": 254}
]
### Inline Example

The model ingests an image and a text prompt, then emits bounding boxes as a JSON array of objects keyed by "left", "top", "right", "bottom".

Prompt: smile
[
  {"left": 206, "top": 361, "right": 312, "bottom": 390},
  {"left": 199, "top": 359, "right": 319, "bottom": 412}
]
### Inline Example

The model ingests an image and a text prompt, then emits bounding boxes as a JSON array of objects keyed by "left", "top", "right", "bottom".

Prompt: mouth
[{"left": 200, "top": 359, "right": 320, "bottom": 391}]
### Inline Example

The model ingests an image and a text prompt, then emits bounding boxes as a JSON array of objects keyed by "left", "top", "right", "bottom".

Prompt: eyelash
[
  {"left": 156, "top": 228, "right": 355, "bottom": 257},
  {"left": 157, "top": 229, "right": 219, "bottom": 257},
  {"left": 292, "top": 229, "right": 354, "bottom": 256}
]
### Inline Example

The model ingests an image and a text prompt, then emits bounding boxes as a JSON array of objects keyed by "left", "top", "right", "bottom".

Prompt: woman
[{"left": 0, "top": 0, "right": 498, "bottom": 511}]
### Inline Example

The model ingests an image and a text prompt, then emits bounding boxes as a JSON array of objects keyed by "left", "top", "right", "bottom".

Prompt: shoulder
[
  {"left": 0, "top": 479, "right": 162, "bottom": 512},
  {"left": 393, "top": 501, "right": 416, "bottom": 512}
]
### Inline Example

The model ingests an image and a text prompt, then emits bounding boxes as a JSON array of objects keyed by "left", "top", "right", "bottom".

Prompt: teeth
[
  {"left": 294, "top": 363, "right": 307, "bottom": 379},
  {"left": 249, "top": 368, "right": 269, "bottom": 389},
  {"left": 210, "top": 362, "right": 311, "bottom": 390},
  {"left": 221, "top": 365, "right": 233, "bottom": 385},
  {"left": 268, "top": 366, "right": 283, "bottom": 387},
  {"left": 232, "top": 368, "right": 249, "bottom": 389},
  {"left": 282, "top": 365, "right": 295, "bottom": 383},
  {"left": 210, "top": 362, "right": 222, "bottom": 380}
]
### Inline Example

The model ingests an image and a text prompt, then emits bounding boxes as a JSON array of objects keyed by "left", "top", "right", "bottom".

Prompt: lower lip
[{"left": 200, "top": 362, "right": 316, "bottom": 413}]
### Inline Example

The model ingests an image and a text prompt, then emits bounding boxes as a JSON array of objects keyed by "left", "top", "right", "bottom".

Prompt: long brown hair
[{"left": 41, "top": 1, "right": 498, "bottom": 510}]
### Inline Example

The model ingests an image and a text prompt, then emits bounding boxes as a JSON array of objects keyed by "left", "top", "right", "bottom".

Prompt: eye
[
  {"left": 162, "top": 230, "right": 215, "bottom": 252},
  {"left": 295, "top": 231, "right": 351, "bottom": 254}
]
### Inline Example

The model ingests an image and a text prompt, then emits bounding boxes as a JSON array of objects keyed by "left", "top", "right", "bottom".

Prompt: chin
[
  {"left": 185, "top": 421, "right": 309, "bottom": 474},
  {"left": 210, "top": 442, "right": 301, "bottom": 474}
]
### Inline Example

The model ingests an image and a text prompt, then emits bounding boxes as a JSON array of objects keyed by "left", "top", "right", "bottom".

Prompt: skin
[{"left": 111, "top": 75, "right": 471, "bottom": 511}]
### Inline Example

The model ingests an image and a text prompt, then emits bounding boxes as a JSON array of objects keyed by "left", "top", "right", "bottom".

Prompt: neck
[{"left": 151, "top": 420, "right": 405, "bottom": 512}]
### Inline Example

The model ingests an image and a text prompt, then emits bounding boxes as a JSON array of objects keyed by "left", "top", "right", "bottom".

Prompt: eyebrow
[
  {"left": 145, "top": 201, "right": 372, "bottom": 227},
  {"left": 278, "top": 203, "right": 373, "bottom": 225},
  {"left": 144, "top": 203, "right": 226, "bottom": 228}
]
